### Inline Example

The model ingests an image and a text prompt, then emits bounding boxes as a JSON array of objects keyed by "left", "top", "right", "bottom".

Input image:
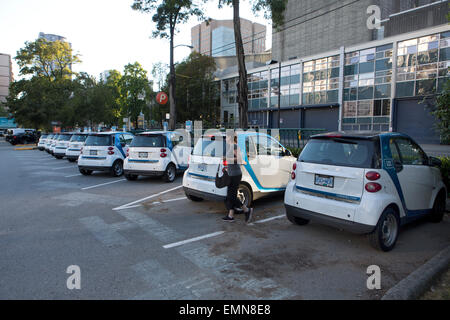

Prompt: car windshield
[
  {"left": 85, "top": 134, "right": 112, "bottom": 146},
  {"left": 59, "top": 134, "right": 72, "bottom": 141},
  {"left": 299, "top": 137, "right": 380, "bottom": 168},
  {"left": 53, "top": 135, "right": 60, "bottom": 140},
  {"left": 131, "top": 135, "right": 166, "bottom": 148},
  {"left": 40, "top": 135, "right": 48, "bottom": 139},
  {"left": 70, "top": 134, "right": 88, "bottom": 142},
  {"left": 193, "top": 137, "right": 226, "bottom": 157}
]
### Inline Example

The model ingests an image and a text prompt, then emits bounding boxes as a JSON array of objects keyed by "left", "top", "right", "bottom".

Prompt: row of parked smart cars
[{"left": 36, "top": 130, "right": 447, "bottom": 252}]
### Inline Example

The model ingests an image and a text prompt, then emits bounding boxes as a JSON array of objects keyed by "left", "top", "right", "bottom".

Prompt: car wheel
[
  {"left": 111, "top": 160, "right": 123, "bottom": 177},
  {"left": 286, "top": 213, "right": 310, "bottom": 225},
  {"left": 429, "top": 191, "right": 446, "bottom": 223},
  {"left": 163, "top": 164, "right": 176, "bottom": 182},
  {"left": 68, "top": 159, "right": 76, "bottom": 163},
  {"left": 125, "top": 174, "right": 138, "bottom": 181},
  {"left": 55, "top": 155, "right": 63, "bottom": 159},
  {"left": 79, "top": 168, "right": 93, "bottom": 176},
  {"left": 368, "top": 207, "right": 400, "bottom": 252},
  {"left": 237, "top": 184, "right": 253, "bottom": 208},
  {"left": 186, "top": 193, "right": 203, "bottom": 202}
]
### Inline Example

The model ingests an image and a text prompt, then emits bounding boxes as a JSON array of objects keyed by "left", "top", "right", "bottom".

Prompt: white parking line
[
  {"left": 163, "top": 231, "right": 225, "bottom": 249},
  {"left": 254, "top": 214, "right": 285, "bottom": 224},
  {"left": 81, "top": 179, "right": 126, "bottom": 190},
  {"left": 151, "top": 197, "right": 187, "bottom": 205},
  {"left": 65, "top": 173, "right": 82, "bottom": 178},
  {"left": 113, "top": 185, "right": 183, "bottom": 211},
  {"left": 53, "top": 166, "right": 76, "bottom": 170}
]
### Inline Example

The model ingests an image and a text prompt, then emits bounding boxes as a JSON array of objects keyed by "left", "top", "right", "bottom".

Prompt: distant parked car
[
  {"left": 123, "top": 131, "right": 191, "bottom": 182},
  {"left": 284, "top": 132, "right": 447, "bottom": 252},
  {"left": 66, "top": 133, "right": 88, "bottom": 162},
  {"left": 53, "top": 133, "right": 73, "bottom": 159}
]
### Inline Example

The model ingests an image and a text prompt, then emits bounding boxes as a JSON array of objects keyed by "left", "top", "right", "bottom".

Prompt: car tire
[
  {"left": 186, "top": 194, "right": 203, "bottom": 202},
  {"left": 238, "top": 184, "right": 253, "bottom": 208},
  {"left": 68, "top": 159, "right": 76, "bottom": 163},
  {"left": 429, "top": 191, "right": 446, "bottom": 223},
  {"left": 125, "top": 174, "right": 138, "bottom": 181},
  {"left": 368, "top": 207, "right": 400, "bottom": 252},
  {"left": 55, "top": 155, "right": 63, "bottom": 159},
  {"left": 163, "top": 163, "right": 176, "bottom": 183},
  {"left": 79, "top": 168, "right": 93, "bottom": 176},
  {"left": 111, "top": 160, "right": 123, "bottom": 177},
  {"left": 286, "top": 213, "right": 310, "bottom": 226}
]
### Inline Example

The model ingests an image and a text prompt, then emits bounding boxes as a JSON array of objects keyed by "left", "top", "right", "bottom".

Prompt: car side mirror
[
  {"left": 394, "top": 160, "right": 403, "bottom": 173},
  {"left": 428, "top": 156, "right": 442, "bottom": 167},
  {"left": 283, "top": 149, "right": 292, "bottom": 157}
]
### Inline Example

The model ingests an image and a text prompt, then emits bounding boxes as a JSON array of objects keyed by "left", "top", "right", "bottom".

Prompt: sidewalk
[{"left": 421, "top": 144, "right": 450, "bottom": 157}]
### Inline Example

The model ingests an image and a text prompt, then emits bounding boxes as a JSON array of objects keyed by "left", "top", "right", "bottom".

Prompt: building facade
[
  {"left": 0, "top": 53, "right": 12, "bottom": 106},
  {"left": 191, "top": 18, "right": 266, "bottom": 57},
  {"left": 272, "top": 0, "right": 448, "bottom": 62},
  {"left": 219, "top": 24, "right": 450, "bottom": 144}
]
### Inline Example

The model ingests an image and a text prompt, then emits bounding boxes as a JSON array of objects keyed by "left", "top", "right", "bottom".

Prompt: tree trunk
[
  {"left": 232, "top": 0, "right": 248, "bottom": 129},
  {"left": 169, "top": 27, "right": 176, "bottom": 130}
]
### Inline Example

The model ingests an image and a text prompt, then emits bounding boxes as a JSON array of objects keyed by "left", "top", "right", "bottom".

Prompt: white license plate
[
  {"left": 139, "top": 152, "right": 148, "bottom": 158},
  {"left": 90, "top": 150, "right": 97, "bottom": 156},
  {"left": 198, "top": 163, "right": 207, "bottom": 172},
  {"left": 314, "top": 174, "right": 334, "bottom": 188}
]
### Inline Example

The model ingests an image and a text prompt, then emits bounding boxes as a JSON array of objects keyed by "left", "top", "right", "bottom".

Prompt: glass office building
[{"left": 219, "top": 25, "right": 450, "bottom": 143}]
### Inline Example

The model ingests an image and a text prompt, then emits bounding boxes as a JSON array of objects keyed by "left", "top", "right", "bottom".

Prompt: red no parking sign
[{"left": 156, "top": 92, "right": 168, "bottom": 105}]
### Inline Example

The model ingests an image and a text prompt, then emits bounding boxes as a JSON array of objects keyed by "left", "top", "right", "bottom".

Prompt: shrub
[
  {"left": 287, "top": 147, "right": 303, "bottom": 158},
  {"left": 439, "top": 156, "right": 450, "bottom": 192}
]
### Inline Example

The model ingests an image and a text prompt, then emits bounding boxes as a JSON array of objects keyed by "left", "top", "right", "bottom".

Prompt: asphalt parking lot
[{"left": 0, "top": 137, "right": 449, "bottom": 300}]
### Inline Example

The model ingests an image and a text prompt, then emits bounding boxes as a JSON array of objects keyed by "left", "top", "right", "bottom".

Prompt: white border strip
[
  {"left": 163, "top": 231, "right": 225, "bottom": 249},
  {"left": 82, "top": 179, "right": 126, "bottom": 190},
  {"left": 254, "top": 215, "right": 285, "bottom": 224},
  {"left": 65, "top": 173, "right": 82, "bottom": 178},
  {"left": 113, "top": 185, "right": 183, "bottom": 211},
  {"left": 53, "top": 166, "right": 76, "bottom": 170}
]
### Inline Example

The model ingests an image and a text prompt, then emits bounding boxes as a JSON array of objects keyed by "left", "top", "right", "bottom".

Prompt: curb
[
  {"left": 14, "top": 147, "right": 38, "bottom": 150},
  {"left": 382, "top": 245, "right": 450, "bottom": 300}
]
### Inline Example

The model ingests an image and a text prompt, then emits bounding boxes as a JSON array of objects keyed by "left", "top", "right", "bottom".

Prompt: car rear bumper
[
  {"left": 184, "top": 187, "right": 226, "bottom": 202},
  {"left": 78, "top": 165, "right": 111, "bottom": 172},
  {"left": 124, "top": 169, "right": 164, "bottom": 176},
  {"left": 285, "top": 204, "right": 375, "bottom": 234}
]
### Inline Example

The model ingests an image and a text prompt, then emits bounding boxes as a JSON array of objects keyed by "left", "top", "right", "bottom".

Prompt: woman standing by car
[{"left": 222, "top": 133, "right": 253, "bottom": 223}]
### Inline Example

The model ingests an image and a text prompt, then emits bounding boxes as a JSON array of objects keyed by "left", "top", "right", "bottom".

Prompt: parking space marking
[
  {"left": 113, "top": 185, "right": 183, "bottom": 211},
  {"left": 79, "top": 216, "right": 133, "bottom": 247},
  {"left": 65, "top": 173, "right": 82, "bottom": 178},
  {"left": 81, "top": 179, "right": 126, "bottom": 190},
  {"left": 53, "top": 165, "right": 76, "bottom": 170},
  {"left": 163, "top": 231, "right": 225, "bottom": 249},
  {"left": 254, "top": 214, "right": 285, "bottom": 224}
]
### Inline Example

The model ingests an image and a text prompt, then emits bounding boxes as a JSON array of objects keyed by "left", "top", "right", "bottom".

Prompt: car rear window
[
  {"left": 193, "top": 137, "right": 226, "bottom": 157},
  {"left": 59, "top": 134, "right": 72, "bottom": 141},
  {"left": 131, "top": 135, "right": 166, "bottom": 148},
  {"left": 299, "top": 137, "right": 381, "bottom": 168},
  {"left": 85, "top": 135, "right": 112, "bottom": 146},
  {"left": 70, "top": 134, "right": 88, "bottom": 142}
]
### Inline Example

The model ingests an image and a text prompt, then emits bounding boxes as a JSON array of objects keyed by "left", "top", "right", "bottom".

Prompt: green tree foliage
[
  {"left": 433, "top": 80, "right": 450, "bottom": 144},
  {"left": 131, "top": 0, "right": 205, "bottom": 130},
  {"left": 119, "top": 62, "right": 153, "bottom": 124},
  {"left": 174, "top": 52, "right": 219, "bottom": 125}
]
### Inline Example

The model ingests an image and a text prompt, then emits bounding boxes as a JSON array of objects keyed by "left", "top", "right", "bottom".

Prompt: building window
[{"left": 302, "top": 56, "right": 340, "bottom": 105}]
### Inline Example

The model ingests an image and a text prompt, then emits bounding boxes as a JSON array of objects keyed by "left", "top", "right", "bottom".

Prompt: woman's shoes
[
  {"left": 222, "top": 215, "right": 235, "bottom": 222},
  {"left": 245, "top": 208, "right": 253, "bottom": 223}
]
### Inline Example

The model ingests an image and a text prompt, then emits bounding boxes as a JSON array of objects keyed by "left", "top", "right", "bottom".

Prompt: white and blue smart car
[
  {"left": 284, "top": 132, "right": 447, "bottom": 251},
  {"left": 183, "top": 132, "right": 296, "bottom": 207},
  {"left": 66, "top": 133, "right": 88, "bottom": 162},
  {"left": 77, "top": 132, "right": 134, "bottom": 176},
  {"left": 123, "top": 131, "right": 191, "bottom": 182},
  {"left": 53, "top": 133, "right": 73, "bottom": 159}
]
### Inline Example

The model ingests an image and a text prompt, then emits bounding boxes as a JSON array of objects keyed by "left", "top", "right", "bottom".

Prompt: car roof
[{"left": 311, "top": 131, "right": 410, "bottom": 140}]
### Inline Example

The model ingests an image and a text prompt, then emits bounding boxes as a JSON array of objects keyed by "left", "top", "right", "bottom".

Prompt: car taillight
[
  {"left": 291, "top": 171, "right": 296, "bottom": 180},
  {"left": 187, "top": 155, "right": 190, "bottom": 168},
  {"left": 126, "top": 148, "right": 129, "bottom": 157},
  {"left": 160, "top": 148, "right": 167, "bottom": 153},
  {"left": 293, "top": 163, "right": 297, "bottom": 171},
  {"left": 160, "top": 153, "right": 167, "bottom": 158},
  {"left": 108, "top": 147, "right": 114, "bottom": 151},
  {"left": 223, "top": 159, "right": 228, "bottom": 167},
  {"left": 366, "top": 171, "right": 380, "bottom": 181},
  {"left": 365, "top": 182, "right": 382, "bottom": 193}
]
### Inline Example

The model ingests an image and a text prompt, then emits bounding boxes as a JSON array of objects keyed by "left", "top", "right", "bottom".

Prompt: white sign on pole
[{"left": 166, "top": 113, "right": 170, "bottom": 120}]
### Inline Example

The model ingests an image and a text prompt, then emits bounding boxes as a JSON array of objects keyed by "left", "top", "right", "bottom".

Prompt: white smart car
[
  {"left": 44, "top": 134, "right": 54, "bottom": 153},
  {"left": 77, "top": 132, "right": 134, "bottom": 176},
  {"left": 66, "top": 133, "right": 88, "bottom": 162},
  {"left": 284, "top": 132, "right": 447, "bottom": 252},
  {"left": 53, "top": 133, "right": 73, "bottom": 159},
  {"left": 123, "top": 131, "right": 191, "bottom": 182},
  {"left": 49, "top": 133, "right": 60, "bottom": 155},
  {"left": 183, "top": 132, "right": 296, "bottom": 207},
  {"left": 37, "top": 134, "right": 48, "bottom": 151}
]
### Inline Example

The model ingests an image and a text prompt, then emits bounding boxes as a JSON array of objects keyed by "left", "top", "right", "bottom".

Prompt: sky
[{"left": 0, "top": 0, "right": 272, "bottom": 86}]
